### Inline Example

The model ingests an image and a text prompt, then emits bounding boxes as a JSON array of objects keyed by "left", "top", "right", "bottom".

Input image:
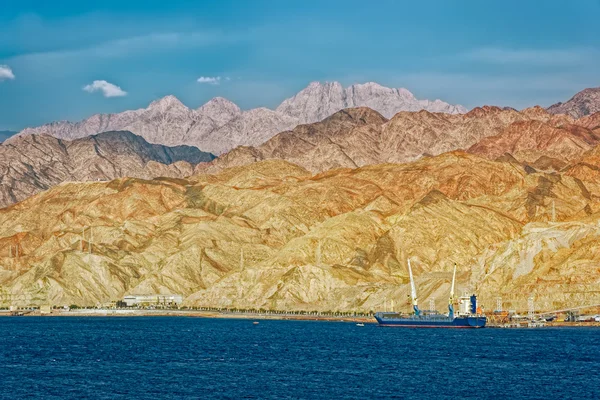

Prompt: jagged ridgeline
[
  {"left": 16, "top": 82, "right": 467, "bottom": 155},
  {"left": 2, "top": 85, "right": 600, "bottom": 312}
]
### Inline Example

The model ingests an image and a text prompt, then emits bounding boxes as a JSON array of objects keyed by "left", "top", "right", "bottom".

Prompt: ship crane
[
  {"left": 448, "top": 263, "right": 456, "bottom": 319},
  {"left": 407, "top": 259, "right": 420, "bottom": 316}
]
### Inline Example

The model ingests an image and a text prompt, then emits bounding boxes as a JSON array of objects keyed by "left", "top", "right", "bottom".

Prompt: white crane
[
  {"left": 407, "top": 258, "right": 420, "bottom": 316},
  {"left": 449, "top": 263, "right": 457, "bottom": 319}
]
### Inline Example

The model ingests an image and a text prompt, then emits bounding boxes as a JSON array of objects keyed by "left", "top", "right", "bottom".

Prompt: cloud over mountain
[
  {"left": 83, "top": 80, "right": 127, "bottom": 97},
  {"left": 0, "top": 65, "right": 15, "bottom": 81},
  {"left": 197, "top": 76, "right": 222, "bottom": 85}
]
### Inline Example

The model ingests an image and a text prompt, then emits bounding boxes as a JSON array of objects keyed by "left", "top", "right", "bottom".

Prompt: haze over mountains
[{"left": 17, "top": 82, "right": 467, "bottom": 155}]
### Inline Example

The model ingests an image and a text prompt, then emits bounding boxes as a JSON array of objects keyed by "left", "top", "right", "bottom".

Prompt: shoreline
[
  {"left": 0, "top": 309, "right": 375, "bottom": 323},
  {"left": 2, "top": 310, "right": 600, "bottom": 327}
]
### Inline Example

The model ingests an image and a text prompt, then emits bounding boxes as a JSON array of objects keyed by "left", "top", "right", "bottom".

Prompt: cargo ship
[{"left": 375, "top": 260, "right": 486, "bottom": 328}]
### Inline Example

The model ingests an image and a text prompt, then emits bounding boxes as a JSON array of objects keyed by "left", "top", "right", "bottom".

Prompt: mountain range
[
  {"left": 1, "top": 152, "right": 598, "bottom": 311},
  {"left": 2, "top": 84, "right": 600, "bottom": 312},
  {"left": 16, "top": 82, "right": 467, "bottom": 155},
  {"left": 197, "top": 105, "right": 575, "bottom": 174},
  {"left": 0, "top": 131, "right": 214, "bottom": 208}
]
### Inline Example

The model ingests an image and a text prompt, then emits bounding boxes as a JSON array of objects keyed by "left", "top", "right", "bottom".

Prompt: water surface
[{"left": 1, "top": 317, "right": 598, "bottom": 399}]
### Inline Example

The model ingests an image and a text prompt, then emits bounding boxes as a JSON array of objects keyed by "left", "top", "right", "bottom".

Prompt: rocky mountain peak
[
  {"left": 276, "top": 81, "right": 465, "bottom": 124},
  {"left": 148, "top": 95, "right": 188, "bottom": 111},
  {"left": 465, "top": 105, "right": 506, "bottom": 118},
  {"left": 547, "top": 87, "right": 600, "bottom": 118},
  {"left": 197, "top": 97, "right": 242, "bottom": 126},
  {"left": 350, "top": 82, "right": 416, "bottom": 100},
  {"left": 198, "top": 97, "right": 240, "bottom": 113}
]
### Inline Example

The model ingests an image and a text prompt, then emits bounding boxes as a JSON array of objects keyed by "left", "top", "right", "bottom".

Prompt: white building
[{"left": 123, "top": 294, "right": 183, "bottom": 307}]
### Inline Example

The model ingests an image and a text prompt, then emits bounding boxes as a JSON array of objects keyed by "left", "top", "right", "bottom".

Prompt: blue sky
[{"left": 1, "top": 0, "right": 599, "bottom": 130}]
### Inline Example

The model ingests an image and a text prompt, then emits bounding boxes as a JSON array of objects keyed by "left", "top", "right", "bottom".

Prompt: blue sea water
[{"left": 0, "top": 317, "right": 599, "bottom": 399}]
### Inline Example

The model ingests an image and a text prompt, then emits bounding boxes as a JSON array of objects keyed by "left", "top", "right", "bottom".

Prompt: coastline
[
  {"left": 0, "top": 309, "right": 376, "bottom": 323},
  {"left": 2, "top": 310, "right": 600, "bottom": 327}
]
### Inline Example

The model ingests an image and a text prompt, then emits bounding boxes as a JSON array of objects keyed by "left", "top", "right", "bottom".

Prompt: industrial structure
[{"left": 122, "top": 294, "right": 183, "bottom": 308}]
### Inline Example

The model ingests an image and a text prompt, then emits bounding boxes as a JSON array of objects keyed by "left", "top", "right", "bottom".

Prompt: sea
[{"left": 1, "top": 317, "right": 599, "bottom": 399}]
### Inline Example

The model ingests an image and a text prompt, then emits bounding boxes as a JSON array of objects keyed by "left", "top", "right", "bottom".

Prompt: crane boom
[
  {"left": 448, "top": 263, "right": 457, "bottom": 319},
  {"left": 450, "top": 263, "right": 456, "bottom": 302},
  {"left": 407, "top": 258, "right": 420, "bottom": 316}
]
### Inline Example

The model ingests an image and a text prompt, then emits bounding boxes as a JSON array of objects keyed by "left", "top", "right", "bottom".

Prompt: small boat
[
  {"left": 356, "top": 323, "right": 365, "bottom": 327},
  {"left": 253, "top": 321, "right": 259, "bottom": 325}
]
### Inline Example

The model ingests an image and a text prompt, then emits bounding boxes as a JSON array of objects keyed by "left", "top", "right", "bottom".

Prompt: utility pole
[
  {"left": 528, "top": 297, "right": 535, "bottom": 320},
  {"left": 240, "top": 248, "right": 244, "bottom": 270}
]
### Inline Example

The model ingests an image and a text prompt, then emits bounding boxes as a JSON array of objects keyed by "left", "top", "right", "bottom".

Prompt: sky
[{"left": 1, "top": 0, "right": 600, "bottom": 131}]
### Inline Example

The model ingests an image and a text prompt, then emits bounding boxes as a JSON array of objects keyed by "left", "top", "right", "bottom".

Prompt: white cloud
[
  {"left": 197, "top": 76, "right": 221, "bottom": 85},
  {"left": 0, "top": 65, "right": 15, "bottom": 81},
  {"left": 83, "top": 80, "right": 127, "bottom": 97}
]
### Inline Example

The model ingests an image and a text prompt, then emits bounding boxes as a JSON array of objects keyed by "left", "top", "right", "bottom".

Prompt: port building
[{"left": 123, "top": 294, "right": 183, "bottom": 307}]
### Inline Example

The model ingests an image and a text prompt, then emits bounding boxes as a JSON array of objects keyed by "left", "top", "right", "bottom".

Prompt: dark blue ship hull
[{"left": 374, "top": 312, "right": 486, "bottom": 328}]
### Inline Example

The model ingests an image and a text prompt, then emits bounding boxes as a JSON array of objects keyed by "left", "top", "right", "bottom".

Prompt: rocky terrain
[
  {"left": 4, "top": 85, "right": 600, "bottom": 314},
  {"left": 197, "top": 105, "right": 574, "bottom": 174},
  {"left": 16, "top": 82, "right": 466, "bottom": 155},
  {"left": 547, "top": 87, "right": 600, "bottom": 118},
  {"left": 0, "top": 131, "right": 214, "bottom": 208},
  {"left": 276, "top": 81, "right": 466, "bottom": 123},
  {"left": 1, "top": 152, "right": 599, "bottom": 312},
  {"left": 468, "top": 119, "right": 600, "bottom": 166}
]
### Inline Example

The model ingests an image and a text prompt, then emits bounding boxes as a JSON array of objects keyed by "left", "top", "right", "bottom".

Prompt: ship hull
[{"left": 374, "top": 313, "right": 486, "bottom": 328}]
